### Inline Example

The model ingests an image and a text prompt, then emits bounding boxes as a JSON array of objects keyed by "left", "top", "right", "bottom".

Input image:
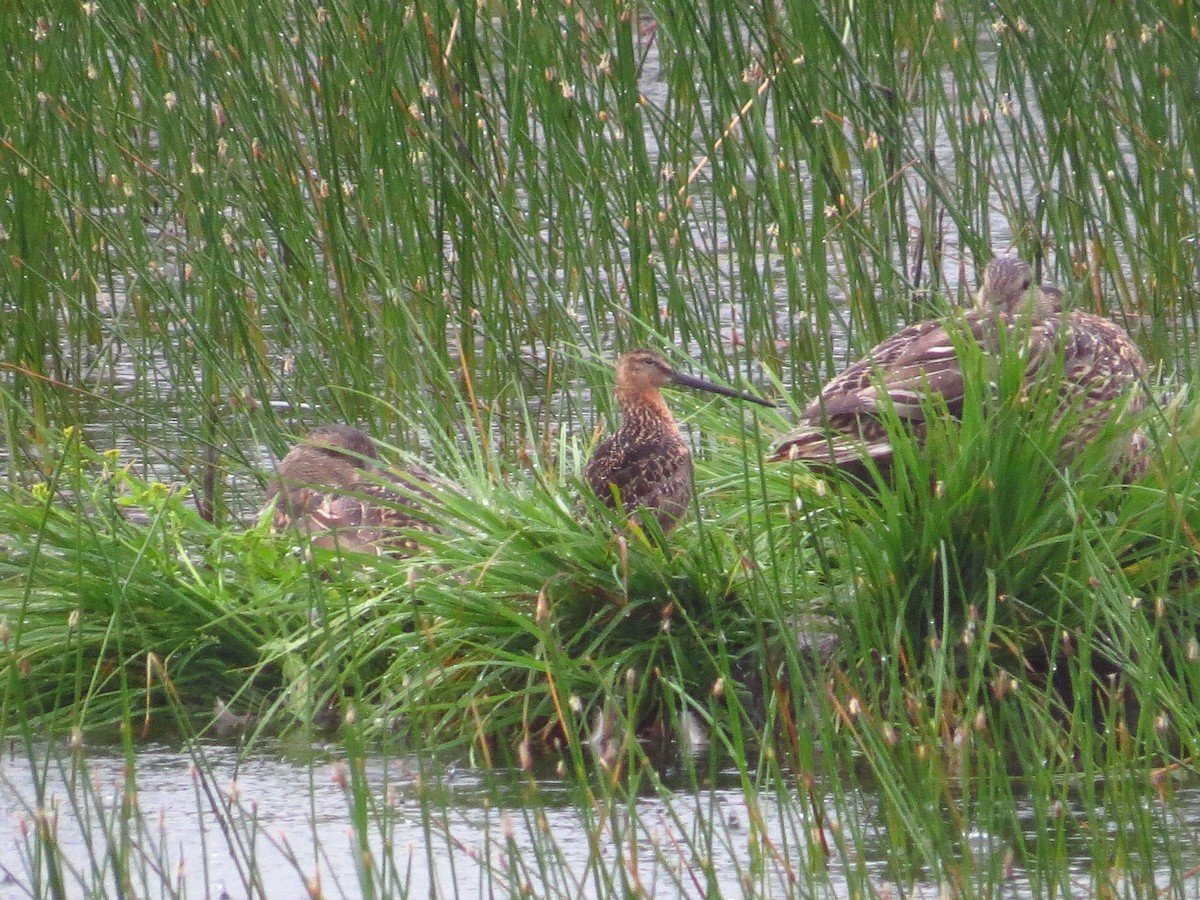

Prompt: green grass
[{"left": 3, "top": 0, "right": 1200, "bottom": 895}]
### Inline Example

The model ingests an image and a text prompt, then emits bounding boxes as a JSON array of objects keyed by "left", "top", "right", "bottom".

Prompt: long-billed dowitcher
[
  {"left": 264, "top": 424, "right": 440, "bottom": 555},
  {"left": 770, "top": 257, "right": 1148, "bottom": 477},
  {"left": 584, "top": 349, "right": 773, "bottom": 533}
]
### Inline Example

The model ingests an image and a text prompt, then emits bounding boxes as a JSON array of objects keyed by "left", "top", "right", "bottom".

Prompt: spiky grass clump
[
  {"left": 8, "top": 377, "right": 1200, "bottom": 777},
  {"left": 0, "top": 430, "right": 289, "bottom": 736},
  {"left": 760, "top": 336, "right": 1200, "bottom": 773},
  {"left": 0, "top": 400, "right": 800, "bottom": 759},
  {"left": 297, "top": 450, "right": 780, "bottom": 764},
  {"left": 239, "top": 395, "right": 804, "bottom": 768}
]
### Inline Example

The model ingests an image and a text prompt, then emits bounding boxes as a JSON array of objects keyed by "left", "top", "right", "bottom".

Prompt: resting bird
[
  {"left": 264, "top": 424, "right": 440, "bottom": 555},
  {"left": 770, "top": 257, "right": 1148, "bottom": 478},
  {"left": 584, "top": 349, "right": 774, "bottom": 533}
]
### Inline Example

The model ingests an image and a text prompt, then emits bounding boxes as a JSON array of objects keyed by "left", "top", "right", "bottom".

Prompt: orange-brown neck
[{"left": 615, "top": 384, "right": 675, "bottom": 425}]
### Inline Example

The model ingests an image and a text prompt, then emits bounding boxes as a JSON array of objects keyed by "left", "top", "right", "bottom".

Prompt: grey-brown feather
[
  {"left": 264, "top": 425, "right": 440, "bottom": 555},
  {"left": 771, "top": 258, "right": 1147, "bottom": 477},
  {"left": 584, "top": 407, "right": 694, "bottom": 531},
  {"left": 1034, "top": 310, "right": 1148, "bottom": 476}
]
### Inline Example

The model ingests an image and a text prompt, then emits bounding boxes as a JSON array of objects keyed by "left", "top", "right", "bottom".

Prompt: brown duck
[
  {"left": 770, "top": 257, "right": 1148, "bottom": 478},
  {"left": 584, "top": 349, "right": 773, "bottom": 533},
  {"left": 264, "top": 424, "right": 440, "bottom": 555}
]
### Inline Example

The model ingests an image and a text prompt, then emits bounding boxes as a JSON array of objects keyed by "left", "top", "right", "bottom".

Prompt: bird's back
[
  {"left": 297, "top": 470, "right": 439, "bottom": 555},
  {"left": 771, "top": 313, "right": 996, "bottom": 473},
  {"left": 772, "top": 301, "right": 1147, "bottom": 478},
  {"left": 1036, "top": 310, "right": 1148, "bottom": 475},
  {"left": 265, "top": 429, "right": 440, "bottom": 555}
]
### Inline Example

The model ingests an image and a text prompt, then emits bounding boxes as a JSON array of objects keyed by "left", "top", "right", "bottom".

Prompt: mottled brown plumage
[
  {"left": 264, "top": 425, "right": 440, "bottom": 555},
  {"left": 585, "top": 350, "right": 773, "bottom": 533},
  {"left": 770, "top": 257, "right": 1147, "bottom": 478}
]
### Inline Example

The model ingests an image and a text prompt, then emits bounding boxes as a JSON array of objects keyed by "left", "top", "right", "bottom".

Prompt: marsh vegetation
[{"left": 2, "top": 0, "right": 1200, "bottom": 895}]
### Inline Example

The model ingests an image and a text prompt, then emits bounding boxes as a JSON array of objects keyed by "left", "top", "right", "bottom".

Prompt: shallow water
[{"left": 4, "top": 739, "right": 1200, "bottom": 898}]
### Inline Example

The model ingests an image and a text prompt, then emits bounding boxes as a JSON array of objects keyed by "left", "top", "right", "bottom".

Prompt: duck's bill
[{"left": 670, "top": 371, "right": 776, "bottom": 407}]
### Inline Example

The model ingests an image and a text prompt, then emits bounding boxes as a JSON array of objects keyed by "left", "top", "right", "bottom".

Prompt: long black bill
[{"left": 669, "top": 371, "right": 776, "bottom": 407}]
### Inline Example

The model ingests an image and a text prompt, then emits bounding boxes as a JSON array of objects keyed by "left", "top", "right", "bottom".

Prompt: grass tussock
[
  {"left": 764, "top": 355, "right": 1200, "bottom": 778},
  {"left": 0, "top": 429, "right": 327, "bottom": 736},
  {"left": 8, "top": 377, "right": 1200, "bottom": 894},
  {"left": 7, "top": 366, "right": 1200, "bottom": 778}
]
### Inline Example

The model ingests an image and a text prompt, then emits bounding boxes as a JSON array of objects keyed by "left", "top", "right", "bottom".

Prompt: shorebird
[
  {"left": 264, "top": 424, "right": 440, "bottom": 555},
  {"left": 769, "top": 257, "right": 1148, "bottom": 478},
  {"left": 584, "top": 349, "right": 773, "bottom": 533}
]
